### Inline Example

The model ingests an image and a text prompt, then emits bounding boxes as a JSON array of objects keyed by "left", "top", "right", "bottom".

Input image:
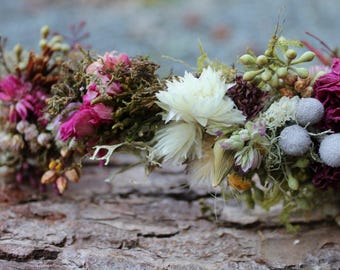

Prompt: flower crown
[{"left": 0, "top": 25, "right": 339, "bottom": 229}]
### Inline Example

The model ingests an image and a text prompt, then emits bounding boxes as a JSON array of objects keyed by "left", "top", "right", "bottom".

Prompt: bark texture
[{"left": 0, "top": 156, "right": 339, "bottom": 270}]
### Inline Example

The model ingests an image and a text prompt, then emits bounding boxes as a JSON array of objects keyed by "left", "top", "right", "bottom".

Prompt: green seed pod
[
  {"left": 40, "top": 25, "right": 50, "bottom": 38},
  {"left": 288, "top": 175, "right": 299, "bottom": 190},
  {"left": 285, "top": 49, "right": 297, "bottom": 60},
  {"left": 240, "top": 54, "right": 256, "bottom": 65},
  {"left": 276, "top": 67, "right": 288, "bottom": 78},
  {"left": 294, "top": 67, "right": 309, "bottom": 79},
  {"left": 264, "top": 49, "right": 271, "bottom": 57},
  {"left": 291, "top": 51, "right": 316, "bottom": 64},
  {"left": 256, "top": 55, "right": 268, "bottom": 66},
  {"left": 269, "top": 73, "right": 279, "bottom": 88},
  {"left": 261, "top": 69, "right": 272, "bottom": 82},
  {"left": 243, "top": 69, "right": 264, "bottom": 81}
]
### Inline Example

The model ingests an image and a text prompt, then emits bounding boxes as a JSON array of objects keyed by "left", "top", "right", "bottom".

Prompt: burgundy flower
[
  {"left": 312, "top": 164, "right": 340, "bottom": 190},
  {"left": 313, "top": 58, "right": 340, "bottom": 132},
  {"left": 0, "top": 75, "right": 47, "bottom": 123}
]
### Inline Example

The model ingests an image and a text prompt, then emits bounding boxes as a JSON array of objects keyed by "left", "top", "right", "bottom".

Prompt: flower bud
[
  {"left": 40, "top": 25, "right": 50, "bottom": 38},
  {"left": 37, "top": 133, "right": 52, "bottom": 146},
  {"left": 41, "top": 170, "right": 58, "bottom": 184},
  {"left": 39, "top": 39, "right": 48, "bottom": 49},
  {"left": 261, "top": 69, "right": 272, "bottom": 82},
  {"left": 291, "top": 51, "right": 315, "bottom": 64},
  {"left": 220, "top": 135, "right": 244, "bottom": 150},
  {"left": 49, "top": 35, "right": 63, "bottom": 45},
  {"left": 56, "top": 176, "right": 68, "bottom": 194},
  {"left": 287, "top": 174, "right": 299, "bottom": 190},
  {"left": 240, "top": 54, "right": 256, "bottom": 65},
  {"left": 243, "top": 69, "right": 264, "bottom": 81},
  {"left": 285, "top": 49, "right": 297, "bottom": 60},
  {"left": 256, "top": 55, "right": 268, "bottom": 66},
  {"left": 276, "top": 67, "right": 288, "bottom": 78},
  {"left": 13, "top": 44, "right": 22, "bottom": 58},
  {"left": 64, "top": 168, "right": 80, "bottom": 183},
  {"left": 292, "top": 67, "right": 309, "bottom": 79}
]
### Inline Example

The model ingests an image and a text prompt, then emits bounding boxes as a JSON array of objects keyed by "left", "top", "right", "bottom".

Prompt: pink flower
[
  {"left": 0, "top": 75, "right": 47, "bottom": 123},
  {"left": 86, "top": 51, "right": 130, "bottom": 96},
  {"left": 58, "top": 103, "right": 113, "bottom": 141},
  {"left": 313, "top": 58, "right": 340, "bottom": 132}
]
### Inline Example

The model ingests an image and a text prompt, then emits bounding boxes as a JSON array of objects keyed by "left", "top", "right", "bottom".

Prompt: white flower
[
  {"left": 156, "top": 66, "right": 245, "bottom": 128},
  {"left": 151, "top": 122, "right": 202, "bottom": 164},
  {"left": 261, "top": 96, "right": 300, "bottom": 129}
]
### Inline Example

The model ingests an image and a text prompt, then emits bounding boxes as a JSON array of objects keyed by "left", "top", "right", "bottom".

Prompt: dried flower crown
[{"left": 0, "top": 24, "right": 339, "bottom": 229}]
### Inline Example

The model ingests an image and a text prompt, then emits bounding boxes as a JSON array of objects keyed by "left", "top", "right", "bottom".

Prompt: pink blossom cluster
[
  {"left": 58, "top": 51, "right": 131, "bottom": 141},
  {"left": 0, "top": 75, "right": 47, "bottom": 123}
]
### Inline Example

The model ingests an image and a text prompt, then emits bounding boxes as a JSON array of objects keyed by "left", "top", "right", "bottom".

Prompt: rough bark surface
[{"left": 0, "top": 156, "right": 339, "bottom": 270}]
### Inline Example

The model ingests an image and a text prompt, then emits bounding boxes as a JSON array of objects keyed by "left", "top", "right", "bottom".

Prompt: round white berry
[
  {"left": 319, "top": 133, "right": 340, "bottom": 167},
  {"left": 279, "top": 125, "right": 312, "bottom": 156},
  {"left": 296, "top": 98, "right": 324, "bottom": 126}
]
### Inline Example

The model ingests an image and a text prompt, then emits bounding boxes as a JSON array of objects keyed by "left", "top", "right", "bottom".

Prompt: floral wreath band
[{"left": 0, "top": 25, "right": 339, "bottom": 229}]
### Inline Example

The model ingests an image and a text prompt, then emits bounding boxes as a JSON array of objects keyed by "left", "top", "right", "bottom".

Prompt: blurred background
[{"left": 0, "top": 0, "right": 339, "bottom": 74}]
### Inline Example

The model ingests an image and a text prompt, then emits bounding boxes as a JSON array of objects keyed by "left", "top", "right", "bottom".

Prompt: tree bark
[{"left": 0, "top": 156, "right": 339, "bottom": 269}]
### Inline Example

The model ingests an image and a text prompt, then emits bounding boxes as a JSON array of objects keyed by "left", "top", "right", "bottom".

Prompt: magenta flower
[
  {"left": 58, "top": 85, "right": 113, "bottom": 141},
  {"left": 0, "top": 75, "right": 47, "bottom": 123},
  {"left": 313, "top": 58, "right": 340, "bottom": 132}
]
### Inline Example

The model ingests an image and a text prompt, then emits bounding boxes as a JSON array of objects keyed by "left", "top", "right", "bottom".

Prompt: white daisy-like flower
[
  {"left": 151, "top": 122, "right": 202, "bottom": 164},
  {"left": 156, "top": 66, "right": 245, "bottom": 128},
  {"left": 261, "top": 96, "right": 300, "bottom": 129}
]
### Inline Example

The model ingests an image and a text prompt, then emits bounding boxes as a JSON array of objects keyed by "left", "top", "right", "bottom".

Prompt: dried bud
[
  {"left": 300, "top": 86, "right": 313, "bottom": 98},
  {"left": 284, "top": 73, "right": 298, "bottom": 86},
  {"left": 228, "top": 174, "right": 252, "bottom": 191},
  {"left": 40, "top": 25, "right": 50, "bottom": 38},
  {"left": 60, "top": 147, "right": 70, "bottom": 158},
  {"left": 49, "top": 160, "right": 57, "bottom": 170},
  {"left": 279, "top": 87, "right": 294, "bottom": 97},
  {"left": 39, "top": 39, "right": 48, "bottom": 49},
  {"left": 37, "top": 133, "right": 52, "bottom": 146},
  {"left": 294, "top": 78, "right": 311, "bottom": 92},
  {"left": 56, "top": 176, "right": 68, "bottom": 194},
  {"left": 41, "top": 170, "right": 58, "bottom": 184},
  {"left": 13, "top": 44, "right": 22, "bottom": 59},
  {"left": 64, "top": 168, "right": 80, "bottom": 183}
]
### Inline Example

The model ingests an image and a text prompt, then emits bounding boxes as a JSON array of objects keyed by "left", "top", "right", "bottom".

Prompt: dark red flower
[
  {"left": 313, "top": 58, "right": 340, "bottom": 132},
  {"left": 312, "top": 164, "right": 340, "bottom": 190}
]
